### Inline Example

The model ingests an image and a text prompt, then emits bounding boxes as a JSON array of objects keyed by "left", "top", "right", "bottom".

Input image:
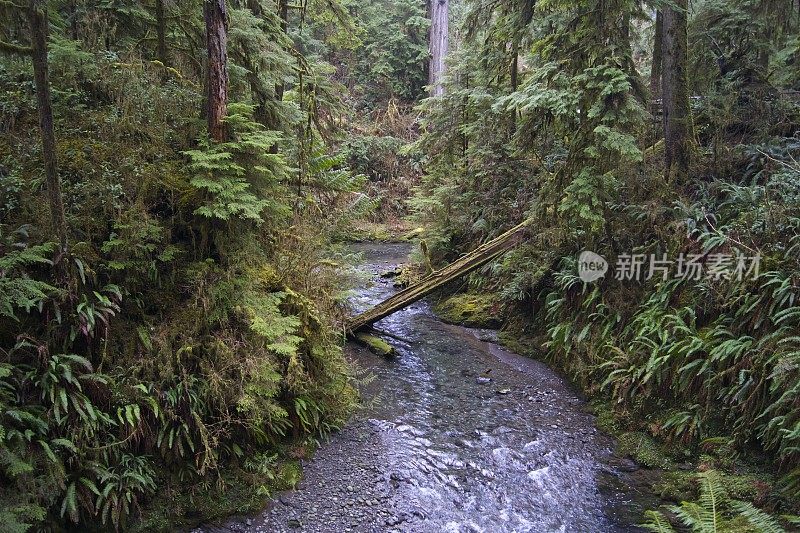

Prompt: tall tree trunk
[
  {"left": 276, "top": 0, "right": 288, "bottom": 101},
  {"left": 428, "top": 0, "right": 449, "bottom": 96},
  {"left": 28, "top": 0, "right": 68, "bottom": 257},
  {"left": 510, "top": 42, "right": 519, "bottom": 92},
  {"left": 204, "top": 0, "right": 228, "bottom": 142},
  {"left": 662, "top": 0, "right": 692, "bottom": 181},
  {"left": 156, "top": 0, "right": 168, "bottom": 66},
  {"left": 509, "top": 40, "right": 519, "bottom": 133},
  {"left": 69, "top": 0, "right": 78, "bottom": 40},
  {"left": 650, "top": 10, "right": 663, "bottom": 103}
]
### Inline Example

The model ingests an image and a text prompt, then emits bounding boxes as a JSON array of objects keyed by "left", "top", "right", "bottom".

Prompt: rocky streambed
[{"left": 199, "top": 243, "right": 659, "bottom": 533}]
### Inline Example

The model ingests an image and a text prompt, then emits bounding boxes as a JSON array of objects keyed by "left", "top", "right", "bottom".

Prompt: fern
[
  {"left": 0, "top": 226, "right": 56, "bottom": 320},
  {"left": 185, "top": 104, "right": 291, "bottom": 224},
  {"left": 643, "top": 510, "right": 677, "bottom": 533},
  {"left": 644, "top": 471, "right": 790, "bottom": 532}
]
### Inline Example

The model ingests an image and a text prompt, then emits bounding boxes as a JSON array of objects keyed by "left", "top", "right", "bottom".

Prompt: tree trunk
[
  {"left": 428, "top": 0, "right": 449, "bottom": 96},
  {"left": 276, "top": 0, "right": 289, "bottom": 101},
  {"left": 510, "top": 39, "right": 520, "bottom": 132},
  {"left": 28, "top": 0, "right": 68, "bottom": 257},
  {"left": 662, "top": 0, "right": 692, "bottom": 181},
  {"left": 69, "top": 0, "right": 78, "bottom": 40},
  {"left": 649, "top": 10, "right": 663, "bottom": 104},
  {"left": 204, "top": 0, "right": 228, "bottom": 142},
  {"left": 156, "top": 0, "right": 168, "bottom": 66},
  {"left": 347, "top": 219, "right": 532, "bottom": 333},
  {"left": 510, "top": 43, "right": 519, "bottom": 92}
]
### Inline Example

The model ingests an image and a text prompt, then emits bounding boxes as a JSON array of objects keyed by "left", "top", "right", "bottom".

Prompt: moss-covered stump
[
  {"left": 433, "top": 293, "right": 503, "bottom": 329},
  {"left": 355, "top": 332, "right": 397, "bottom": 356}
]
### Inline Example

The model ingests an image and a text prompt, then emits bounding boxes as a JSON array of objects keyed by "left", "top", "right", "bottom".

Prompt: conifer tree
[
  {"left": 155, "top": 0, "right": 168, "bottom": 66},
  {"left": 428, "top": 0, "right": 449, "bottom": 96},
  {"left": 28, "top": 0, "right": 68, "bottom": 259},
  {"left": 650, "top": 10, "right": 663, "bottom": 103},
  {"left": 662, "top": 0, "right": 692, "bottom": 180},
  {"left": 205, "top": 0, "right": 229, "bottom": 141}
]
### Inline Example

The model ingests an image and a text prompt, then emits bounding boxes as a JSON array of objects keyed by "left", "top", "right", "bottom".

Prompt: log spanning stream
[{"left": 204, "top": 243, "right": 659, "bottom": 532}]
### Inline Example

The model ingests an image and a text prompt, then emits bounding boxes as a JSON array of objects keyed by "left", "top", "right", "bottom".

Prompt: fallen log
[{"left": 347, "top": 219, "right": 533, "bottom": 334}]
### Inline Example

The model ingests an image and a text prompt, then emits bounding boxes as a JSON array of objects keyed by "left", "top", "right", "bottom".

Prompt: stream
[{"left": 202, "top": 243, "right": 659, "bottom": 532}]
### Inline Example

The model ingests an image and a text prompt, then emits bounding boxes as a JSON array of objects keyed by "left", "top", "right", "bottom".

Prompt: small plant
[
  {"left": 643, "top": 470, "right": 793, "bottom": 533},
  {"left": 0, "top": 225, "right": 56, "bottom": 320}
]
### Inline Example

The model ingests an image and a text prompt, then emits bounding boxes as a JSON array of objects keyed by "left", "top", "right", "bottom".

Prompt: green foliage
[
  {"left": 0, "top": 0, "right": 363, "bottom": 528},
  {"left": 643, "top": 471, "right": 791, "bottom": 532},
  {"left": 339, "top": 0, "right": 430, "bottom": 104},
  {"left": 0, "top": 226, "right": 56, "bottom": 320},
  {"left": 415, "top": 0, "right": 800, "bottom": 524},
  {"left": 186, "top": 104, "right": 290, "bottom": 224}
]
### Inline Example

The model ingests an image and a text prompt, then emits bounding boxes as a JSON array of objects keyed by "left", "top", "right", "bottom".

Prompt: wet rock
[
  {"left": 385, "top": 512, "right": 409, "bottom": 526},
  {"left": 380, "top": 267, "right": 402, "bottom": 279},
  {"left": 355, "top": 333, "right": 396, "bottom": 357},
  {"left": 617, "top": 458, "right": 640, "bottom": 473}
]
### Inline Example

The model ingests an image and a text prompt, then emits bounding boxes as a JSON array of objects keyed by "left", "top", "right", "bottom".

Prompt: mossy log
[{"left": 347, "top": 219, "right": 533, "bottom": 334}]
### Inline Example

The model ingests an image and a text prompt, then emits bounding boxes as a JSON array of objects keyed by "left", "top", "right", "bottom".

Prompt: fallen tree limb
[{"left": 347, "top": 218, "right": 534, "bottom": 334}]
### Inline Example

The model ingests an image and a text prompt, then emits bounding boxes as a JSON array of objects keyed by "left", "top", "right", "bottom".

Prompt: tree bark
[
  {"left": 650, "top": 10, "right": 663, "bottom": 104},
  {"left": 156, "top": 0, "right": 168, "bottom": 66},
  {"left": 204, "top": 0, "right": 228, "bottom": 142},
  {"left": 509, "top": 41, "right": 519, "bottom": 133},
  {"left": 428, "top": 0, "right": 449, "bottom": 96},
  {"left": 28, "top": 0, "right": 69, "bottom": 257},
  {"left": 276, "top": 0, "right": 288, "bottom": 101},
  {"left": 662, "top": 0, "right": 692, "bottom": 181}
]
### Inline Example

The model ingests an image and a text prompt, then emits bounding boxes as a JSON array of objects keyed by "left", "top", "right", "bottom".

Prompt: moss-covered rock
[
  {"left": 133, "top": 458, "right": 302, "bottom": 532},
  {"left": 433, "top": 293, "right": 503, "bottom": 329},
  {"left": 355, "top": 333, "right": 396, "bottom": 356},
  {"left": 617, "top": 431, "right": 673, "bottom": 469},
  {"left": 653, "top": 470, "right": 697, "bottom": 502}
]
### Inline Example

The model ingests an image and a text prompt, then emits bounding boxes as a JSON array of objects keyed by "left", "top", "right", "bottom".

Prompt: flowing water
[{"left": 204, "top": 243, "right": 659, "bottom": 533}]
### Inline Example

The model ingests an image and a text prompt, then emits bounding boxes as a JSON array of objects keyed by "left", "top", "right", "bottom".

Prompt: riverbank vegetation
[
  {"left": 413, "top": 0, "right": 800, "bottom": 528},
  {"left": 0, "top": 0, "right": 425, "bottom": 529},
  {"left": 2, "top": 0, "right": 800, "bottom": 530}
]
